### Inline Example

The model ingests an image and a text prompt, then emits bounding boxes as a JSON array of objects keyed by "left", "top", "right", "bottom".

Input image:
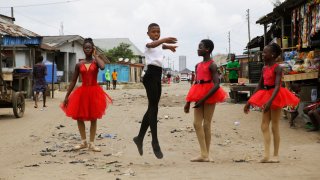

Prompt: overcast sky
[{"left": 0, "top": 0, "right": 283, "bottom": 70}]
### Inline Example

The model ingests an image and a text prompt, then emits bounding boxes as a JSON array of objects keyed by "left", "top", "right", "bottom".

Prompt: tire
[{"left": 12, "top": 92, "right": 25, "bottom": 118}]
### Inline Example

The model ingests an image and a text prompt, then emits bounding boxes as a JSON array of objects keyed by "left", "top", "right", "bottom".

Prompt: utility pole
[
  {"left": 246, "top": 9, "right": 251, "bottom": 60},
  {"left": 228, "top": 31, "right": 231, "bottom": 56},
  {"left": 172, "top": 60, "right": 174, "bottom": 71}
]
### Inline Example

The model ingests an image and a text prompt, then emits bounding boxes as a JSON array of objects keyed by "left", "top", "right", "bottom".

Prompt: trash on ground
[
  {"left": 98, "top": 133, "right": 117, "bottom": 139},
  {"left": 24, "top": 164, "right": 40, "bottom": 167},
  {"left": 105, "top": 161, "right": 119, "bottom": 165},
  {"left": 69, "top": 160, "right": 86, "bottom": 164}
]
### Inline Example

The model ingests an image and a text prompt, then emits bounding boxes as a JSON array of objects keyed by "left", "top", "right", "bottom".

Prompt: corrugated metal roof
[
  {"left": 274, "top": 0, "right": 306, "bottom": 13},
  {"left": 256, "top": 12, "right": 278, "bottom": 24},
  {"left": 93, "top": 38, "right": 144, "bottom": 56},
  {"left": 0, "top": 18, "right": 40, "bottom": 37},
  {"left": 42, "top": 35, "right": 83, "bottom": 47},
  {"left": 40, "top": 43, "right": 59, "bottom": 51},
  {"left": 42, "top": 35, "right": 110, "bottom": 63},
  {"left": 256, "top": 0, "right": 307, "bottom": 24}
]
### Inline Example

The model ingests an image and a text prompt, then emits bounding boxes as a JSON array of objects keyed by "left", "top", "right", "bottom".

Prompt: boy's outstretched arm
[
  {"left": 146, "top": 37, "right": 177, "bottom": 48},
  {"left": 163, "top": 44, "right": 178, "bottom": 52}
]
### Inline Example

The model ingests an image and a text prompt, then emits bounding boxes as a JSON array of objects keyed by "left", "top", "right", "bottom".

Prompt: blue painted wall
[
  {"left": 98, "top": 64, "right": 130, "bottom": 83},
  {"left": 2, "top": 35, "right": 42, "bottom": 45}
]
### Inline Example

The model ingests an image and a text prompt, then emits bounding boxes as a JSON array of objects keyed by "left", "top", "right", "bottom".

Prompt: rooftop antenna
[
  {"left": 59, "top": 22, "right": 64, "bottom": 35},
  {"left": 11, "top": 7, "right": 14, "bottom": 19}
]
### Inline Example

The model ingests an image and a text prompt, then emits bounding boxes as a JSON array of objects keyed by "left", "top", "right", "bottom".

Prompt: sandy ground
[{"left": 0, "top": 81, "right": 319, "bottom": 180}]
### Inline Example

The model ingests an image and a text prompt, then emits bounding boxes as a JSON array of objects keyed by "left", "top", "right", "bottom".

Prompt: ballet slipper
[
  {"left": 133, "top": 137, "right": 143, "bottom": 156},
  {"left": 73, "top": 141, "right": 88, "bottom": 150},
  {"left": 269, "top": 157, "right": 280, "bottom": 163},
  {"left": 259, "top": 157, "right": 271, "bottom": 163},
  {"left": 209, "top": 157, "right": 215, "bottom": 162},
  {"left": 152, "top": 142, "right": 163, "bottom": 159},
  {"left": 190, "top": 156, "right": 210, "bottom": 162},
  {"left": 88, "top": 142, "right": 101, "bottom": 152}
]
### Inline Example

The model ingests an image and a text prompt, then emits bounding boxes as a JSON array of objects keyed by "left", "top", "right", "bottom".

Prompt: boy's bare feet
[
  {"left": 190, "top": 156, "right": 210, "bottom": 162},
  {"left": 133, "top": 137, "right": 143, "bottom": 156}
]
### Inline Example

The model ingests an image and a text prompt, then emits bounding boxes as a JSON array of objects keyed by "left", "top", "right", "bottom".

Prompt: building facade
[{"left": 179, "top": 56, "right": 186, "bottom": 71}]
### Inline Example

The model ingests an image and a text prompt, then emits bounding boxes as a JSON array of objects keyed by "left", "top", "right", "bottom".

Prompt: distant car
[{"left": 180, "top": 76, "right": 188, "bottom": 81}]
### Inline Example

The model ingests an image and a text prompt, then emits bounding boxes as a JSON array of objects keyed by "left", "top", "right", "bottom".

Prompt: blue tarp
[
  {"left": 2, "top": 35, "right": 42, "bottom": 46},
  {"left": 45, "top": 63, "right": 57, "bottom": 83},
  {"left": 98, "top": 64, "right": 129, "bottom": 83}
]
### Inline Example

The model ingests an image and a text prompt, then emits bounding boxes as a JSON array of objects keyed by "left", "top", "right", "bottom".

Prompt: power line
[
  {"left": 14, "top": 9, "right": 77, "bottom": 35},
  {"left": 0, "top": 0, "right": 82, "bottom": 8}
]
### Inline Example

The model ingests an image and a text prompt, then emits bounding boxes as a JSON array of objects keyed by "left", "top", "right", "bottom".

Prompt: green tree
[{"left": 104, "top": 43, "right": 135, "bottom": 63}]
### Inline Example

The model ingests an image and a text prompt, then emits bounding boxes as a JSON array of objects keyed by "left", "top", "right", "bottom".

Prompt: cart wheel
[{"left": 13, "top": 92, "right": 25, "bottom": 118}]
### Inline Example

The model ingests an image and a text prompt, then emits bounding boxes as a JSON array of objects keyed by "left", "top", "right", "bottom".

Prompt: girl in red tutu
[
  {"left": 61, "top": 38, "right": 112, "bottom": 152},
  {"left": 244, "top": 43, "right": 299, "bottom": 163},
  {"left": 184, "top": 39, "right": 228, "bottom": 162}
]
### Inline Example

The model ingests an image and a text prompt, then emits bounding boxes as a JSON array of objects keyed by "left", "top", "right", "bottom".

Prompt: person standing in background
[
  {"left": 105, "top": 69, "right": 111, "bottom": 90},
  {"left": 33, "top": 55, "right": 47, "bottom": 109},
  {"left": 112, "top": 69, "right": 117, "bottom": 90},
  {"left": 226, "top": 54, "right": 240, "bottom": 83}
]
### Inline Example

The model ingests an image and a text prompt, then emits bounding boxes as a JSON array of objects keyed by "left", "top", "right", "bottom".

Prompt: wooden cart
[
  {"left": 0, "top": 70, "right": 25, "bottom": 118},
  {"left": 0, "top": 19, "right": 42, "bottom": 118}
]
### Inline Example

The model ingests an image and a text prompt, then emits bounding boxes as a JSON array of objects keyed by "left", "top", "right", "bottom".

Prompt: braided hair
[
  {"left": 83, "top": 38, "right": 94, "bottom": 47},
  {"left": 201, "top": 39, "right": 214, "bottom": 53},
  {"left": 268, "top": 43, "right": 281, "bottom": 58}
]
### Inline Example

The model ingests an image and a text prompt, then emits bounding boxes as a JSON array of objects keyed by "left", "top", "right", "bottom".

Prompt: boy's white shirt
[{"left": 144, "top": 39, "right": 164, "bottom": 68}]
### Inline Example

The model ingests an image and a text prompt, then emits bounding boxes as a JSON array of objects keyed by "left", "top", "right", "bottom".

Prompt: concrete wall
[
  {"left": 41, "top": 41, "right": 85, "bottom": 82},
  {"left": 15, "top": 51, "right": 28, "bottom": 67}
]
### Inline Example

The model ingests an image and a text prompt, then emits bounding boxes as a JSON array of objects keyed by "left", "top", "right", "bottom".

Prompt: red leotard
[
  {"left": 248, "top": 64, "right": 299, "bottom": 109},
  {"left": 186, "top": 60, "right": 227, "bottom": 104},
  {"left": 61, "top": 60, "right": 112, "bottom": 120}
]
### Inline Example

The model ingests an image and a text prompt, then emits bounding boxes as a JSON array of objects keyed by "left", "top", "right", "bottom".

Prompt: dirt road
[{"left": 0, "top": 82, "right": 319, "bottom": 180}]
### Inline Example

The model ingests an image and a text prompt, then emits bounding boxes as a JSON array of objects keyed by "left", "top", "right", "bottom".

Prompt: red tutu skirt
[
  {"left": 248, "top": 87, "right": 299, "bottom": 109},
  {"left": 61, "top": 85, "right": 112, "bottom": 120},
  {"left": 186, "top": 83, "right": 228, "bottom": 104}
]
